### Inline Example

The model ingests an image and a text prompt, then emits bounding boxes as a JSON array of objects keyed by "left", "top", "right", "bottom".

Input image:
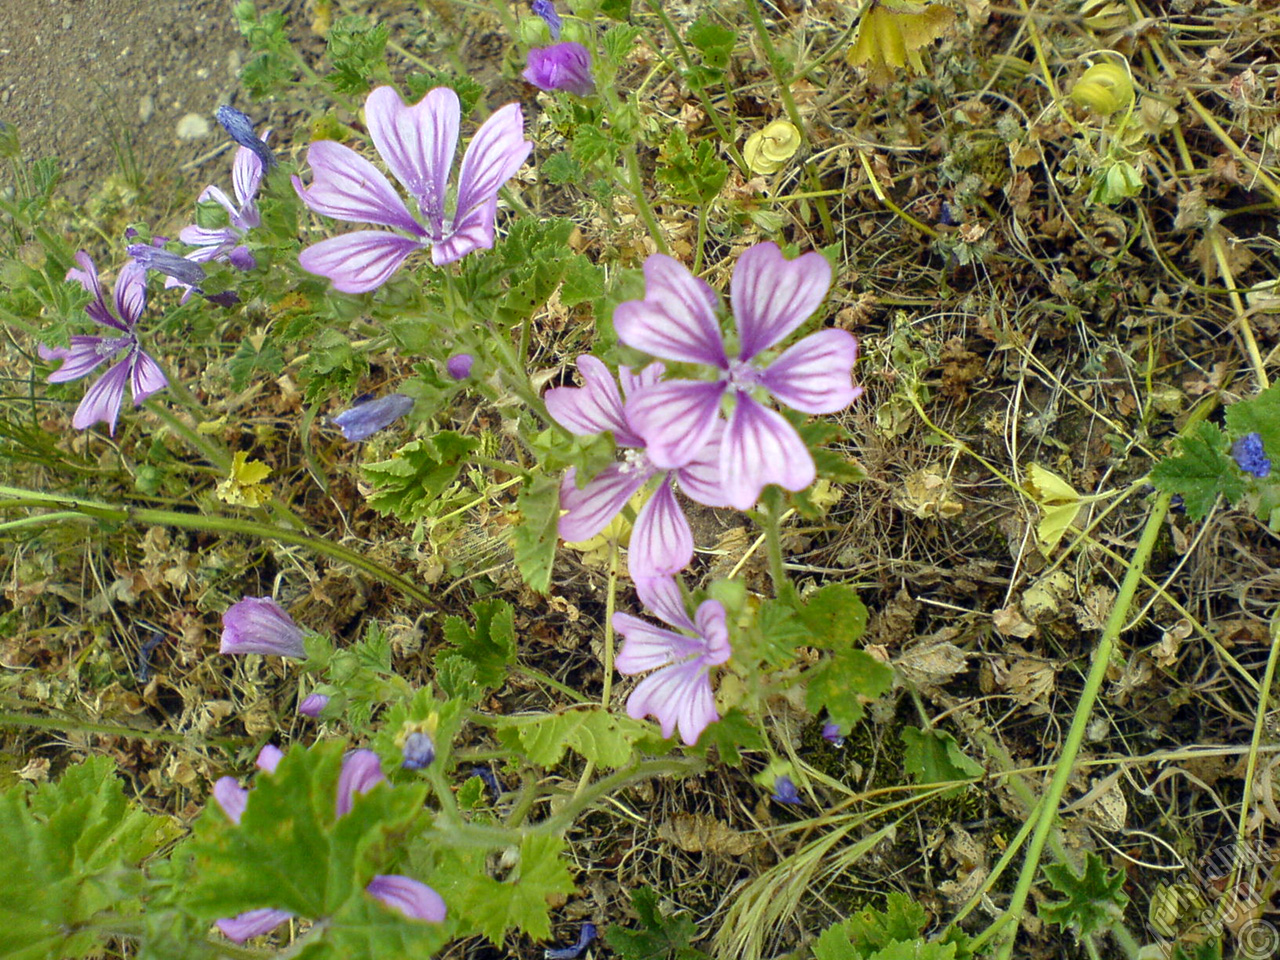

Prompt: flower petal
[
  {"left": 545, "top": 355, "right": 639, "bottom": 444},
  {"left": 292, "top": 140, "right": 425, "bottom": 235},
  {"left": 216, "top": 909, "right": 293, "bottom": 944},
  {"left": 760, "top": 329, "right": 861, "bottom": 413},
  {"left": 113, "top": 261, "right": 148, "bottom": 329},
  {"left": 453, "top": 102, "right": 531, "bottom": 235},
  {"left": 232, "top": 131, "right": 270, "bottom": 210},
  {"left": 256, "top": 744, "right": 285, "bottom": 773},
  {"left": 73, "top": 357, "right": 130, "bottom": 433},
  {"left": 693, "top": 599, "right": 731, "bottom": 665},
  {"left": 298, "top": 693, "right": 330, "bottom": 718},
  {"left": 366, "top": 86, "right": 459, "bottom": 218},
  {"left": 179, "top": 224, "right": 238, "bottom": 250},
  {"left": 212, "top": 777, "right": 248, "bottom": 825},
  {"left": 730, "top": 243, "right": 832, "bottom": 359},
  {"left": 624, "top": 659, "right": 717, "bottom": 745},
  {"left": 41, "top": 336, "right": 113, "bottom": 383},
  {"left": 130, "top": 349, "right": 168, "bottom": 406},
  {"left": 613, "top": 613, "right": 705, "bottom": 673},
  {"left": 628, "top": 478, "right": 693, "bottom": 579},
  {"left": 624, "top": 380, "right": 726, "bottom": 470},
  {"left": 67, "top": 251, "right": 126, "bottom": 332},
  {"left": 366, "top": 875, "right": 447, "bottom": 923},
  {"left": 220, "top": 597, "right": 306, "bottom": 658},
  {"left": 558, "top": 464, "right": 650, "bottom": 543},
  {"left": 618, "top": 362, "right": 665, "bottom": 399},
  {"left": 633, "top": 574, "right": 695, "bottom": 632},
  {"left": 431, "top": 193, "right": 498, "bottom": 265},
  {"left": 720, "top": 393, "right": 815, "bottom": 510},
  {"left": 672, "top": 421, "right": 731, "bottom": 508},
  {"left": 298, "top": 231, "right": 423, "bottom": 294},
  {"left": 331, "top": 393, "right": 415, "bottom": 441},
  {"left": 336, "top": 749, "right": 386, "bottom": 818},
  {"left": 613, "top": 256, "right": 727, "bottom": 367}
]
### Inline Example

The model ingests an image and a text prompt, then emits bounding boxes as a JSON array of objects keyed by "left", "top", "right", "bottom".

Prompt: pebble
[
  {"left": 139, "top": 94, "right": 154, "bottom": 123},
  {"left": 62, "top": 14, "right": 72, "bottom": 30},
  {"left": 175, "top": 113, "right": 211, "bottom": 140}
]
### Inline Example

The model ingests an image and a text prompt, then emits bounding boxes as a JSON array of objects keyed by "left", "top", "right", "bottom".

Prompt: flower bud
[
  {"left": 446, "top": 353, "right": 474, "bottom": 380},
  {"left": 220, "top": 597, "right": 306, "bottom": 658},
  {"left": 1070, "top": 62, "right": 1133, "bottom": 116},
  {"left": 523, "top": 42, "right": 595, "bottom": 97},
  {"left": 331, "top": 393, "right": 414, "bottom": 441}
]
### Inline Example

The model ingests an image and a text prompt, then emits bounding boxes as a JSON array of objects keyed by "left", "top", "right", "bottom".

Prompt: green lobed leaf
[
  {"left": 599, "top": 0, "right": 632, "bottom": 21},
  {"left": 1039, "top": 852, "right": 1130, "bottom": 938},
  {"left": 800, "top": 583, "right": 869, "bottom": 649},
  {"left": 686, "top": 17, "right": 736, "bottom": 70},
  {"left": 804, "top": 646, "right": 894, "bottom": 730},
  {"left": 1224, "top": 383, "right": 1280, "bottom": 468},
  {"left": 686, "top": 707, "right": 764, "bottom": 767},
  {"left": 404, "top": 71, "right": 485, "bottom": 115},
  {"left": 1150, "top": 421, "right": 1246, "bottom": 520},
  {"left": 510, "top": 473, "right": 561, "bottom": 594},
  {"left": 542, "top": 151, "right": 585, "bottom": 186},
  {"left": 900, "top": 726, "right": 983, "bottom": 796},
  {"left": 228, "top": 336, "right": 285, "bottom": 391},
  {"left": 363, "top": 431, "right": 480, "bottom": 523},
  {"left": 432, "top": 834, "right": 577, "bottom": 946},
  {"left": 437, "top": 599, "right": 517, "bottom": 690},
  {"left": 656, "top": 128, "right": 728, "bottom": 205},
  {"left": 182, "top": 741, "right": 429, "bottom": 924},
  {"left": 324, "top": 16, "right": 390, "bottom": 96},
  {"left": 605, "top": 886, "right": 709, "bottom": 960},
  {"left": 812, "top": 892, "right": 959, "bottom": 960},
  {"left": 0, "top": 756, "right": 176, "bottom": 960},
  {"left": 300, "top": 328, "right": 370, "bottom": 404},
  {"left": 494, "top": 707, "right": 650, "bottom": 769},
  {"left": 602, "top": 24, "right": 642, "bottom": 67}
]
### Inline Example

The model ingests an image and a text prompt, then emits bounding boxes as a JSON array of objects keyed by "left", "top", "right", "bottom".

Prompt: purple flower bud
[
  {"left": 821, "top": 723, "right": 845, "bottom": 747},
  {"left": 545, "top": 922, "right": 597, "bottom": 959},
  {"left": 336, "top": 749, "right": 387, "bottom": 817},
  {"left": 216, "top": 104, "right": 276, "bottom": 170},
  {"left": 771, "top": 774, "right": 802, "bottom": 805},
  {"left": 471, "top": 766, "right": 503, "bottom": 802},
  {"left": 532, "top": 0, "right": 562, "bottom": 40},
  {"left": 446, "top": 353, "right": 474, "bottom": 380},
  {"left": 523, "top": 42, "right": 595, "bottom": 97},
  {"left": 127, "top": 243, "right": 207, "bottom": 288},
  {"left": 366, "top": 875, "right": 447, "bottom": 923},
  {"left": 1232, "top": 432, "right": 1272, "bottom": 479},
  {"left": 298, "top": 693, "right": 330, "bottom": 718},
  {"left": 331, "top": 393, "right": 414, "bottom": 441},
  {"left": 220, "top": 597, "right": 306, "bottom": 658},
  {"left": 401, "top": 730, "right": 435, "bottom": 771}
]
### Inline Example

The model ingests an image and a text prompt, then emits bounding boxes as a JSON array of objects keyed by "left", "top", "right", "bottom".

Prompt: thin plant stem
[
  {"left": 990, "top": 492, "right": 1171, "bottom": 960},
  {"left": 574, "top": 538, "right": 620, "bottom": 798},
  {"left": 762, "top": 500, "right": 788, "bottom": 597}
]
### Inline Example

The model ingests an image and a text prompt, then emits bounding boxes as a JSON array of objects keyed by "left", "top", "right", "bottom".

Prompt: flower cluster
[
  {"left": 548, "top": 242, "right": 861, "bottom": 744},
  {"left": 212, "top": 746, "right": 445, "bottom": 943}
]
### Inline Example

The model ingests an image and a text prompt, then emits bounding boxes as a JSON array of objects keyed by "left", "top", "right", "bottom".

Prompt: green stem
[
  {"left": 622, "top": 147, "right": 670, "bottom": 255},
  {"left": 991, "top": 492, "right": 1171, "bottom": 959},
  {"left": 540, "top": 757, "right": 705, "bottom": 834},
  {"left": 0, "top": 487, "right": 434, "bottom": 607},
  {"left": 761, "top": 500, "right": 788, "bottom": 598}
]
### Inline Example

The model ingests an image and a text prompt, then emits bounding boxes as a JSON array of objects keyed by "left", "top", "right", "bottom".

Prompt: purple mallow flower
[
  {"left": 546, "top": 355, "right": 731, "bottom": 579},
  {"left": 546, "top": 922, "right": 598, "bottom": 960},
  {"left": 523, "top": 42, "right": 595, "bottom": 97},
  {"left": 38, "top": 251, "right": 168, "bottom": 435},
  {"left": 298, "top": 693, "right": 330, "bottom": 718},
  {"left": 1232, "top": 432, "right": 1272, "bottom": 479},
  {"left": 331, "top": 393, "right": 414, "bottom": 441},
  {"left": 447, "top": 353, "right": 474, "bottom": 380},
  {"left": 213, "top": 748, "right": 445, "bottom": 942},
  {"left": 616, "top": 243, "right": 861, "bottom": 510},
  {"left": 175, "top": 123, "right": 272, "bottom": 283},
  {"left": 771, "top": 774, "right": 802, "bottom": 805},
  {"left": 220, "top": 597, "right": 306, "bottom": 658},
  {"left": 613, "top": 576, "right": 731, "bottom": 745},
  {"left": 293, "top": 85, "right": 533, "bottom": 293},
  {"left": 532, "top": 0, "right": 562, "bottom": 40}
]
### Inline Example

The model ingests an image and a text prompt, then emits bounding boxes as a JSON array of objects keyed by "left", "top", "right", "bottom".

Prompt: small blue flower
[
  {"left": 401, "top": 730, "right": 436, "bottom": 771},
  {"left": 447, "top": 353, "right": 474, "bottom": 381},
  {"left": 298, "top": 693, "right": 330, "bottom": 718},
  {"left": 331, "top": 393, "right": 414, "bottom": 441},
  {"left": 127, "top": 243, "right": 208, "bottom": 288},
  {"left": 216, "top": 104, "right": 276, "bottom": 170},
  {"left": 545, "top": 922, "right": 597, "bottom": 959},
  {"left": 470, "top": 766, "right": 503, "bottom": 802},
  {"left": 822, "top": 722, "right": 845, "bottom": 747},
  {"left": 771, "top": 774, "right": 802, "bottom": 805},
  {"left": 532, "top": 0, "right": 562, "bottom": 40},
  {"left": 1232, "top": 432, "right": 1272, "bottom": 479}
]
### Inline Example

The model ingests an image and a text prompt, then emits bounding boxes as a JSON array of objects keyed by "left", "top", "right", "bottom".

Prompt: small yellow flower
[
  {"left": 216, "top": 451, "right": 273, "bottom": 508},
  {"left": 743, "top": 120, "right": 801, "bottom": 174}
]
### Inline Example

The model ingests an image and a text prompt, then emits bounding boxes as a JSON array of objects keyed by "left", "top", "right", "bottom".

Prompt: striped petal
[
  {"left": 730, "top": 243, "right": 832, "bottom": 360},
  {"left": 628, "top": 478, "right": 693, "bottom": 579},
  {"left": 613, "top": 255, "right": 727, "bottom": 367},
  {"left": 298, "top": 231, "right": 423, "bottom": 293},
  {"left": 760, "top": 329, "right": 861, "bottom": 414},
  {"left": 720, "top": 393, "right": 815, "bottom": 509}
]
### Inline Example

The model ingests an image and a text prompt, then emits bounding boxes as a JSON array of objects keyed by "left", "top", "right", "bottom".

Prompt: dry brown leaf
[
  {"left": 896, "top": 640, "right": 969, "bottom": 688},
  {"left": 658, "top": 813, "right": 758, "bottom": 856},
  {"left": 992, "top": 604, "right": 1036, "bottom": 639}
]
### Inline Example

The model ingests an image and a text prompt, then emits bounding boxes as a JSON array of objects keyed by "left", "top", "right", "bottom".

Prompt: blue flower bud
[
  {"left": 532, "top": 0, "right": 562, "bottom": 40},
  {"left": 331, "top": 393, "right": 414, "bottom": 441},
  {"left": 545, "top": 922, "right": 597, "bottom": 959},
  {"left": 127, "top": 243, "right": 207, "bottom": 288},
  {"left": 771, "top": 774, "right": 802, "bottom": 805},
  {"left": 401, "top": 730, "right": 436, "bottom": 771},
  {"left": 216, "top": 104, "right": 276, "bottom": 170},
  {"left": 1232, "top": 432, "right": 1272, "bottom": 479}
]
